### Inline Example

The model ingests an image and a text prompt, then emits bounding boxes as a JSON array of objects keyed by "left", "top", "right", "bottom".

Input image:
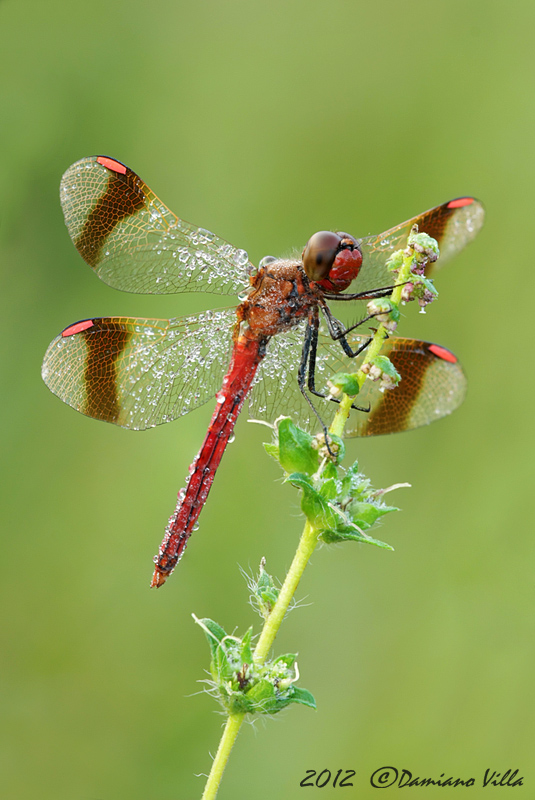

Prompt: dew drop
[
  {"left": 233, "top": 249, "right": 249, "bottom": 266},
  {"left": 259, "top": 255, "right": 277, "bottom": 268}
]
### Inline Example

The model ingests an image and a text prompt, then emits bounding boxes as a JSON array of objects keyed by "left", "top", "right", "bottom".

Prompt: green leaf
[
  {"left": 409, "top": 230, "right": 440, "bottom": 259},
  {"left": 340, "top": 460, "right": 360, "bottom": 485},
  {"left": 348, "top": 500, "right": 398, "bottom": 528},
  {"left": 373, "top": 355, "right": 401, "bottom": 383},
  {"left": 340, "top": 466, "right": 371, "bottom": 504},
  {"left": 329, "top": 372, "right": 360, "bottom": 397},
  {"left": 215, "top": 640, "right": 243, "bottom": 682},
  {"left": 385, "top": 249, "right": 404, "bottom": 272},
  {"left": 242, "top": 678, "right": 276, "bottom": 712},
  {"left": 278, "top": 418, "right": 319, "bottom": 475},
  {"left": 389, "top": 304, "right": 401, "bottom": 323},
  {"left": 287, "top": 473, "right": 338, "bottom": 530},
  {"left": 327, "top": 434, "right": 345, "bottom": 463},
  {"left": 320, "top": 525, "right": 394, "bottom": 549},
  {"left": 322, "top": 460, "right": 339, "bottom": 481},
  {"left": 197, "top": 618, "right": 228, "bottom": 661},
  {"left": 240, "top": 628, "right": 254, "bottom": 665},
  {"left": 263, "top": 441, "right": 279, "bottom": 460},
  {"left": 211, "top": 646, "right": 231, "bottom": 683},
  {"left": 413, "top": 274, "right": 439, "bottom": 298},
  {"left": 290, "top": 687, "right": 317, "bottom": 709},
  {"left": 257, "top": 583, "right": 279, "bottom": 606},
  {"left": 254, "top": 562, "right": 279, "bottom": 616},
  {"left": 272, "top": 653, "right": 297, "bottom": 669},
  {"left": 319, "top": 476, "right": 338, "bottom": 501}
]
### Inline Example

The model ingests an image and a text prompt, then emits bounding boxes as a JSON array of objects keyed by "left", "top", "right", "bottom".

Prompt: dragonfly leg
[
  {"left": 296, "top": 314, "right": 339, "bottom": 457},
  {"left": 319, "top": 302, "right": 375, "bottom": 358},
  {"left": 304, "top": 310, "right": 370, "bottom": 415},
  {"left": 321, "top": 283, "right": 395, "bottom": 302}
]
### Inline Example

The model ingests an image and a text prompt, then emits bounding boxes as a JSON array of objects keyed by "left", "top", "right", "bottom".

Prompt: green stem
[
  {"left": 201, "top": 712, "right": 245, "bottom": 800},
  {"left": 200, "top": 520, "right": 320, "bottom": 799},
  {"left": 254, "top": 519, "right": 318, "bottom": 664}
]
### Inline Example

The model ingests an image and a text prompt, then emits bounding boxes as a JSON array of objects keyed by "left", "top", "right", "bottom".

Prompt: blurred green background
[{"left": 1, "top": 0, "right": 534, "bottom": 797}]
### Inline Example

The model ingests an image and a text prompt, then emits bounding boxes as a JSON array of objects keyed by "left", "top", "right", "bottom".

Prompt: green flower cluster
[
  {"left": 196, "top": 616, "right": 316, "bottom": 715},
  {"left": 265, "top": 418, "right": 399, "bottom": 549}
]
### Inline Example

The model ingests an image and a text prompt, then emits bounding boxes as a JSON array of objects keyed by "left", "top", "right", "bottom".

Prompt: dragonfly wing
[
  {"left": 249, "top": 327, "right": 466, "bottom": 437},
  {"left": 60, "top": 156, "right": 253, "bottom": 296},
  {"left": 42, "top": 308, "right": 237, "bottom": 430},
  {"left": 316, "top": 333, "right": 466, "bottom": 436},
  {"left": 354, "top": 197, "right": 485, "bottom": 294},
  {"left": 248, "top": 322, "right": 318, "bottom": 428}
]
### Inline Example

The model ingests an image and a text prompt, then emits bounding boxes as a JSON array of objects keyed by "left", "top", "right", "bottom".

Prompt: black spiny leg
[
  {"left": 318, "top": 282, "right": 398, "bottom": 354},
  {"left": 320, "top": 283, "right": 396, "bottom": 303},
  {"left": 297, "top": 311, "right": 336, "bottom": 456},
  {"left": 306, "top": 308, "right": 370, "bottom": 414},
  {"left": 320, "top": 301, "right": 375, "bottom": 358}
]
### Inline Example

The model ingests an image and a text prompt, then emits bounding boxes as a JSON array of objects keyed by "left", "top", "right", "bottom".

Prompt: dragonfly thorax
[{"left": 239, "top": 258, "right": 319, "bottom": 339}]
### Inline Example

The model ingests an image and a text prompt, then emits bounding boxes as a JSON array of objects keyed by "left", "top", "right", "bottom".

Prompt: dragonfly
[{"left": 42, "top": 156, "right": 484, "bottom": 587}]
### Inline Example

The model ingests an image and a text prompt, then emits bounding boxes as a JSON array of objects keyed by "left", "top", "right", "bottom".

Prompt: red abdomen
[{"left": 151, "top": 334, "right": 267, "bottom": 587}]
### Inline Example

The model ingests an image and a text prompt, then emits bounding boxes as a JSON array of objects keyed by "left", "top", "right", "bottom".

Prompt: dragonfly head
[{"left": 302, "top": 231, "right": 362, "bottom": 292}]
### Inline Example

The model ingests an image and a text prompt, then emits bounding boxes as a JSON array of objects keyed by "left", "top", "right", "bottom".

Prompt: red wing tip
[
  {"left": 428, "top": 343, "right": 458, "bottom": 363},
  {"left": 62, "top": 319, "right": 94, "bottom": 337},
  {"left": 97, "top": 156, "right": 128, "bottom": 175},
  {"left": 447, "top": 197, "right": 475, "bottom": 209}
]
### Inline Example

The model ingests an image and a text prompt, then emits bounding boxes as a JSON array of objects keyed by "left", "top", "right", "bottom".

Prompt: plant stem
[
  {"left": 201, "top": 712, "right": 245, "bottom": 800},
  {"left": 200, "top": 519, "right": 320, "bottom": 798},
  {"left": 254, "top": 519, "right": 318, "bottom": 664}
]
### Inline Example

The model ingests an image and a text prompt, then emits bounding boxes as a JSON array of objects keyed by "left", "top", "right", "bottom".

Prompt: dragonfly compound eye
[
  {"left": 327, "top": 232, "right": 363, "bottom": 292},
  {"left": 302, "top": 231, "right": 342, "bottom": 281}
]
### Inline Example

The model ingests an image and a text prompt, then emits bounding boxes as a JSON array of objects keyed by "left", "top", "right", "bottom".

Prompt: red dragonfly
[{"left": 42, "top": 156, "right": 484, "bottom": 587}]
